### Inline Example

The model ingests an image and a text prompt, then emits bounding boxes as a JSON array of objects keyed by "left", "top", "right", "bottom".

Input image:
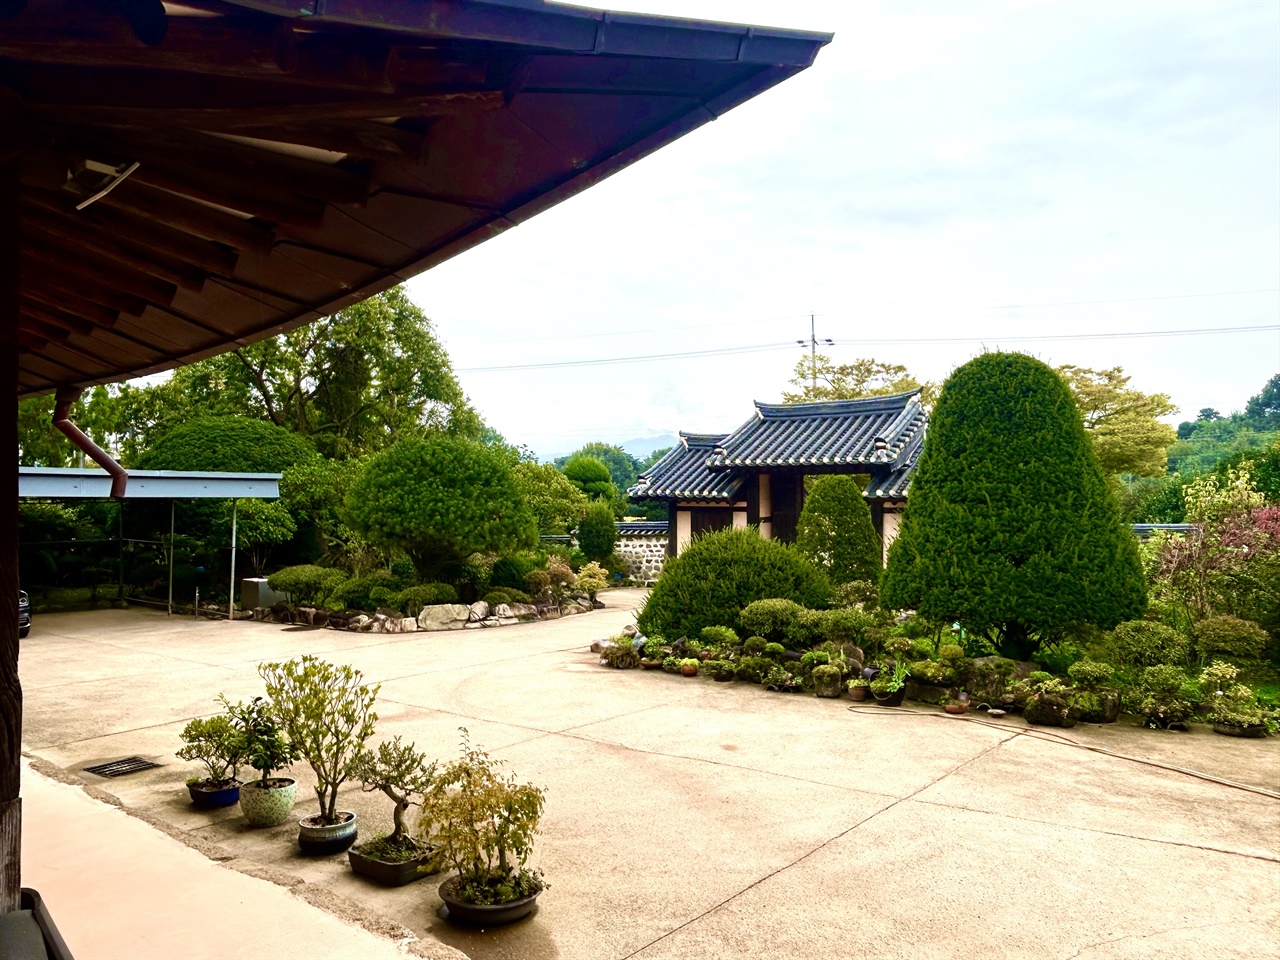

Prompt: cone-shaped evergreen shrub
[
  {"left": 796, "top": 475, "right": 882, "bottom": 585},
  {"left": 882, "top": 352, "right": 1146, "bottom": 660},
  {"left": 637, "top": 527, "right": 829, "bottom": 640}
]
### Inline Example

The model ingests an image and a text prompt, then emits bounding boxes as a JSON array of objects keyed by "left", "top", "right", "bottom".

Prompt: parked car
[{"left": 19, "top": 591, "right": 30, "bottom": 639}]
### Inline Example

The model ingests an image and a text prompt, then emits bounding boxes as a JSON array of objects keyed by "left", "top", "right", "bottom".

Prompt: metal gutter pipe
[{"left": 52, "top": 387, "right": 127, "bottom": 498}]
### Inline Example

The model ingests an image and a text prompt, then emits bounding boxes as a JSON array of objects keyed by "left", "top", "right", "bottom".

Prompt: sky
[{"left": 405, "top": 0, "right": 1280, "bottom": 461}]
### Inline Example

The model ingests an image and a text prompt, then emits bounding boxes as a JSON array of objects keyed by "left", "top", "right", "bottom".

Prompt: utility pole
[{"left": 796, "top": 314, "right": 833, "bottom": 397}]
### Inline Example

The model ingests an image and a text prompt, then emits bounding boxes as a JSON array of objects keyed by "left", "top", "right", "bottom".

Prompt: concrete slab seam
[
  {"left": 620, "top": 732, "right": 1021, "bottom": 958},
  {"left": 1063, "top": 915, "right": 1273, "bottom": 960},
  {"left": 908, "top": 795, "right": 1280, "bottom": 865}
]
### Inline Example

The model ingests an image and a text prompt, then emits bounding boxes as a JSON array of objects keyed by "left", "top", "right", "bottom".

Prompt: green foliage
[
  {"left": 1192, "top": 615, "right": 1268, "bottom": 662},
  {"left": 661, "top": 656, "right": 682, "bottom": 674},
  {"left": 575, "top": 561, "right": 608, "bottom": 601},
  {"left": 883, "top": 352, "right": 1147, "bottom": 659},
  {"left": 137, "top": 416, "right": 315, "bottom": 473},
  {"left": 1067, "top": 659, "right": 1115, "bottom": 690},
  {"left": 739, "top": 598, "right": 807, "bottom": 645},
  {"left": 1036, "top": 640, "right": 1085, "bottom": 676},
  {"left": 423, "top": 729, "right": 546, "bottom": 901},
  {"left": 701, "top": 626, "right": 739, "bottom": 646},
  {"left": 346, "top": 434, "right": 537, "bottom": 580},
  {"left": 643, "top": 637, "right": 665, "bottom": 660},
  {"left": 491, "top": 556, "right": 536, "bottom": 591},
  {"left": 705, "top": 659, "right": 736, "bottom": 680},
  {"left": 279, "top": 458, "right": 366, "bottom": 566},
  {"left": 259, "top": 656, "right": 380, "bottom": 823},
  {"left": 1170, "top": 379, "right": 1280, "bottom": 476},
  {"left": 784, "top": 354, "right": 934, "bottom": 405},
  {"left": 510, "top": 462, "right": 588, "bottom": 534},
  {"left": 637, "top": 528, "right": 829, "bottom": 641},
  {"left": 735, "top": 656, "right": 773, "bottom": 683},
  {"left": 744, "top": 637, "right": 768, "bottom": 655},
  {"left": 177, "top": 715, "right": 245, "bottom": 785},
  {"left": 267, "top": 565, "right": 349, "bottom": 607},
  {"left": 577, "top": 502, "right": 619, "bottom": 562},
  {"left": 219, "top": 695, "right": 295, "bottom": 788},
  {"left": 1055, "top": 365, "right": 1178, "bottom": 477},
  {"left": 1133, "top": 665, "right": 1198, "bottom": 729},
  {"left": 1109, "top": 620, "right": 1188, "bottom": 667},
  {"left": 763, "top": 642, "right": 786, "bottom": 659},
  {"left": 795, "top": 475, "right": 882, "bottom": 585},
  {"left": 483, "top": 587, "right": 531, "bottom": 608},
  {"left": 233, "top": 499, "right": 298, "bottom": 577},
  {"left": 561, "top": 455, "right": 617, "bottom": 502},
  {"left": 524, "top": 569, "right": 551, "bottom": 597},
  {"left": 350, "top": 736, "right": 438, "bottom": 844},
  {"left": 830, "top": 579, "right": 879, "bottom": 609},
  {"left": 869, "top": 660, "right": 909, "bottom": 694},
  {"left": 329, "top": 569, "right": 403, "bottom": 612},
  {"left": 555, "top": 443, "right": 641, "bottom": 492},
  {"left": 397, "top": 583, "right": 461, "bottom": 611}
]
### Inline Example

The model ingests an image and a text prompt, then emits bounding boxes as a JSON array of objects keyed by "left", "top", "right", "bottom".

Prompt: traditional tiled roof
[
  {"left": 628, "top": 433, "right": 744, "bottom": 503},
  {"left": 617, "top": 521, "right": 669, "bottom": 537},
  {"left": 863, "top": 426, "right": 924, "bottom": 500},
  {"left": 707, "top": 392, "right": 927, "bottom": 470}
]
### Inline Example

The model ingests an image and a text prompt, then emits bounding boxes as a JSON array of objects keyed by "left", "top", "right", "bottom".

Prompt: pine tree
[
  {"left": 796, "top": 475, "right": 882, "bottom": 585},
  {"left": 882, "top": 353, "right": 1146, "bottom": 659}
]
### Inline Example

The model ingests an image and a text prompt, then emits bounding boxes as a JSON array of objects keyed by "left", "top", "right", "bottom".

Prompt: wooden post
[{"left": 1, "top": 85, "right": 24, "bottom": 913}]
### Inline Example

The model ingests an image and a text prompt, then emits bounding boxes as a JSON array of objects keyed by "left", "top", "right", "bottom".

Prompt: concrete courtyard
[{"left": 16, "top": 591, "right": 1280, "bottom": 959}]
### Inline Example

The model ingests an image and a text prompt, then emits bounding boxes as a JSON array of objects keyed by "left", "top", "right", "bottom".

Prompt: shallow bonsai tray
[
  {"left": 439, "top": 876, "right": 541, "bottom": 926},
  {"left": 348, "top": 846, "right": 437, "bottom": 886}
]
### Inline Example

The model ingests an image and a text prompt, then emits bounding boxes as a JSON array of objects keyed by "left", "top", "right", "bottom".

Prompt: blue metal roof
[
  {"left": 708, "top": 392, "right": 927, "bottom": 471},
  {"left": 629, "top": 432, "right": 744, "bottom": 503},
  {"left": 18, "top": 467, "right": 281, "bottom": 500}
]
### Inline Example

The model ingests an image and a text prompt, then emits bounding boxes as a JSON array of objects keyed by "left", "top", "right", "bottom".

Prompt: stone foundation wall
[{"left": 616, "top": 533, "right": 667, "bottom": 585}]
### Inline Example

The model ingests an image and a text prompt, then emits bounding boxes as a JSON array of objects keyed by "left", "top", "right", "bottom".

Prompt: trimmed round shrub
[
  {"left": 883, "top": 352, "right": 1147, "bottom": 660},
  {"left": 266, "top": 565, "right": 348, "bottom": 607},
  {"left": 1067, "top": 658, "right": 1115, "bottom": 689},
  {"left": 484, "top": 587, "right": 532, "bottom": 608},
  {"left": 739, "top": 598, "right": 807, "bottom": 644},
  {"left": 136, "top": 416, "right": 314, "bottom": 473},
  {"left": 330, "top": 570, "right": 403, "bottom": 612},
  {"left": 1110, "top": 620, "right": 1188, "bottom": 667},
  {"left": 637, "top": 528, "right": 829, "bottom": 641},
  {"left": 396, "top": 583, "right": 460, "bottom": 611},
  {"left": 1192, "top": 615, "right": 1268, "bottom": 662},
  {"left": 796, "top": 475, "right": 882, "bottom": 585},
  {"left": 491, "top": 556, "right": 536, "bottom": 591},
  {"left": 744, "top": 636, "right": 768, "bottom": 655},
  {"left": 701, "top": 625, "right": 739, "bottom": 646},
  {"left": 524, "top": 569, "right": 551, "bottom": 596},
  {"left": 576, "top": 501, "right": 618, "bottom": 563}
]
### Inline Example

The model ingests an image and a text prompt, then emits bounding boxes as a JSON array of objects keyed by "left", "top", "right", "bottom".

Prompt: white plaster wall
[
  {"left": 733, "top": 510, "right": 747, "bottom": 529},
  {"left": 676, "top": 510, "right": 692, "bottom": 554},
  {"left": 882, "top": 508, "right": 903, "bottom": 564}
]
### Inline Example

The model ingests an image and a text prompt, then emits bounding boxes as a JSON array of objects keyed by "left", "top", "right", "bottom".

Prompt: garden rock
[
  {"left": 1025, "top": 691, "right": 1077, "bottom": 728},
  {"left": 906, "top": 681, "right": 954, "bottom": 705},
  {"left": 418, "top": 604, "right": 470, "bottom": 631},
  {"left": 270, "top": 601, "right": 293, "bottom": 623},
  {"left": 348, "top": 615, "right": 370, "bottom": 631},
  {"left": 376, "top": 606, "right": 401, "bottom": 619},
  {"left": 492, "top": 603, "right": 514, "bottom": 619},
  {"left": 510, "top": 603, "right": 538, "bottom": 620},
  {"left": 577, "top": 599, "right": 594, "bottom": 613},
  {"left": 541, "top": 607, "right": 561, "bottom": 620},
  {"left": 295, "top": 606, "right": 317, "bottom": 624},
  {"left": 468, "top": 601, "right": 490, "bottom": 622},
  {"left": 1073, "top": 690, "right": 1121, "bottom": 724},
  {"left": 620, "top": 625, "right": 638, "bottom": 639},
  {"left": 560, "top": 604, "right": 582, "bottom": 617}
]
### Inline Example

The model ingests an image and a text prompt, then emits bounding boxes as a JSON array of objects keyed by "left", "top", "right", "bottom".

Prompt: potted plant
[
  {"left": 177, "top": 714, "right": 245, "bottom": 809},
  {"left": 600, "top": 639, "right": 640, "bottom": 669},
  {"left": 348, "top": 737, "right": 442, "bottom": 885},
  {"left": 812, "top": 663, "right": 844, "bottom": 699},
  {"left": 259, "top": 655, "right": 380, "bottom": 854},
  {"left": 640, "top": 637, "right": 666, "bottom": 669},
  {"left": 847, "top": 677, "right": 869, "bottom": 702},
  {"left": 705, "top": 659, "right": 736, "bottom": 682},
  {"left": 661, "top": 655, "right": 683, "bottom": 674},
  {"left": 869, "top": 660, "right": 909, "bottom": 706},
  {"left": 221, "top": 695, "right": 298, "bottom": 827},
  {"left": 1201, "top": 661, "right": 1274, "bottom": 738},
  {"left": 425, "top": 728, "right": 547, "bottom": 926},
  {"left": 943, "top": 691, "right": 970, "bottom": 715},
  {"left": 679, "top": 658, "right": 700, "bottom": 677}
]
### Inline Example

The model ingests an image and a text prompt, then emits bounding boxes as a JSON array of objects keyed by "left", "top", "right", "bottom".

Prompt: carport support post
[
  {"left": 228, "top": 498, "right": 237, "bottom": 621},
  {"left": 167, "top": 500, "right": 175, "bottom": 615},
  {"left": 1, "top": 86, "right": 23, "bottom": 912}
]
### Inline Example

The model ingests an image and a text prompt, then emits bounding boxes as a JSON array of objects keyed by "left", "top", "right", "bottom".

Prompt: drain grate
[{"left": 82, "top": 757, "right": 162, "bottom": 778}]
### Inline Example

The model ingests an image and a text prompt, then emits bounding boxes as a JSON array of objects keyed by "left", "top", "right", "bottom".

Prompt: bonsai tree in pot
[
  {"left": 177, "top": 714, "right": 245, "bottom": 809},
  {"left": 222, "top": 695, "right": 298, "bottom": 827},
  {"left": 812, "top": 663, "right": 844, "bottom": 699},
  {"left": 1066, "top": 659, "right": 1121, "bottom": 724},
  {"left": 259, "top": 655, "right": 380, "bottom": 854},
  {"left": 1201, "top": 661, "right": 1275, "bottom": 738},
  {"left": 424, "top": 728, "right": 547, "bottom": 925},
  {"left": 1023, "top": 672, "right": 1077, "bottom": 728},
  {"left": 869, "top": 659, "right": 909, "bottom": 706},
  {"left": 348, "top": 737, "right": 442, "bottom": 885}
]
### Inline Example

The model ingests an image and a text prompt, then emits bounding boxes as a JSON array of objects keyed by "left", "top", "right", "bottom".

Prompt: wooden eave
[{"left": 6, "top": 0, "right": 830, "bottom": 398}]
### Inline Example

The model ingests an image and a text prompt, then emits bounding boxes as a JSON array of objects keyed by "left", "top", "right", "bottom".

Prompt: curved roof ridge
[{"left": 753, "top": 390, "right": 922, "bottom": 420}]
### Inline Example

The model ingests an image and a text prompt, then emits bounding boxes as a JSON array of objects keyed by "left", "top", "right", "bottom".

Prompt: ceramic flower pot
[
  {"left": 348, "top": 844, "right": 440, "bottom": 886},
  {"left": 239, "top": 777, "right": 297, "bottom": 827},
  {"left": 1213, "top": 721, "right": 1265, "bottom": 738},
  {"left": 298, "top": 810, "right": 357, "bottom": 855},
  {"left": 848, "top": 685, "right": 869, "bottom": 702},
  {"left": 681, "top": 663, "right": 698, "bottom": 677},
  {"left": 871, "top": 687, "right": 905, "bottom": 707},
  {"left": 187, "top": 779, "right": 241, "bottom": 809}
]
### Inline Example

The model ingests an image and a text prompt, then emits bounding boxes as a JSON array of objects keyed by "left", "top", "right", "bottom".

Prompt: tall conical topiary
[
  {"left": 796, "top": 475, "right": 882, "bottom": 585},
  {"left": 882, "top": 353, "right": 1146, "bottom": 660}
]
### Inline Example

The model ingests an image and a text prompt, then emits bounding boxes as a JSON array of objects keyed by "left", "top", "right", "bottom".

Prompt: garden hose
[{"left": 845, "top": 702, "right": 1280, "bottom": 801}]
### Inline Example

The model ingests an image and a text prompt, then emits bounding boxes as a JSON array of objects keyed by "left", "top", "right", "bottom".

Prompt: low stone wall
[
  {"left": 616, "top": 533, "right": 667, "bottom": 585},
  {"left": 255, "top": 596, "right": 598, "bottom": 633}
]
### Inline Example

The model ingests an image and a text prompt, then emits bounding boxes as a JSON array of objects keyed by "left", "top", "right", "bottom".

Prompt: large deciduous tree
[
  {"left": 1055, "top": 364, "right": 1177, "bottom": 476},
  {"left": 345, "top": 435, "right": 537, "bottom": 580},
  {"left": 784, "top": 354, "right": 936, "bottom": 405},
  {"left": 510, "top": 462, "right": 588, "bottom": 534},
  {"left": 795, "top": 475, "right": 882, "bottom": 585},
  {"left": 882, "top": 352, "right": 1146, "bottom": 660}
]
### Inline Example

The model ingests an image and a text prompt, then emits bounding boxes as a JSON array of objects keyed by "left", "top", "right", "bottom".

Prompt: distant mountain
[{"left": 620, "top": 434, "right": 678, "bottom": 461}]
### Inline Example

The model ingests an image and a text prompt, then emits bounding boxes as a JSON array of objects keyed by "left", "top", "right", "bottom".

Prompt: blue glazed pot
[{"left": 187, "top": 780, "right": 241, "bottom": 810}]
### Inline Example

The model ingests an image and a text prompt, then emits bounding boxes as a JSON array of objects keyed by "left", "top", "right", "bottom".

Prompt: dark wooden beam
[
  {"left": 23, "top": 187, "right": 239, "bottom": 274},
  {"left": 31, "top": 89, "right": 504, "bottom": 129},
  {"left": 1, "top": 84, "right": 23, "bottom": 915},
  {"left": 21, "top": 259, "right": 151, "bottom": 316},
  {"left": 19, "top": 299, "right": 96, "bottom": 335},
  {"left": 24, "top": 235, "right": 178, "bottom": 305},
  {"left": 226, "top": 120, "right": 430, "bottom": 162},
  {"left": 99, "top": 179, "right": 275, "bottom": 254},
  {"left": 18, "top": 313, "right": 70, "bottom": 342},
  {"left": 113, "top": 164, "right": 326, "bottom": 228},
  {"left": 22, "top": 205, "right": 208, "bottom": 290},
  {"left": 21, "top": 287, "right": 120, "bottom": 328}
]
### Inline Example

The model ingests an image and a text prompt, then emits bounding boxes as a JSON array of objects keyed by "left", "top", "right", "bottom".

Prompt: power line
[{"left": 456, "top": 323, "right": 1279, "bottom": 374}]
